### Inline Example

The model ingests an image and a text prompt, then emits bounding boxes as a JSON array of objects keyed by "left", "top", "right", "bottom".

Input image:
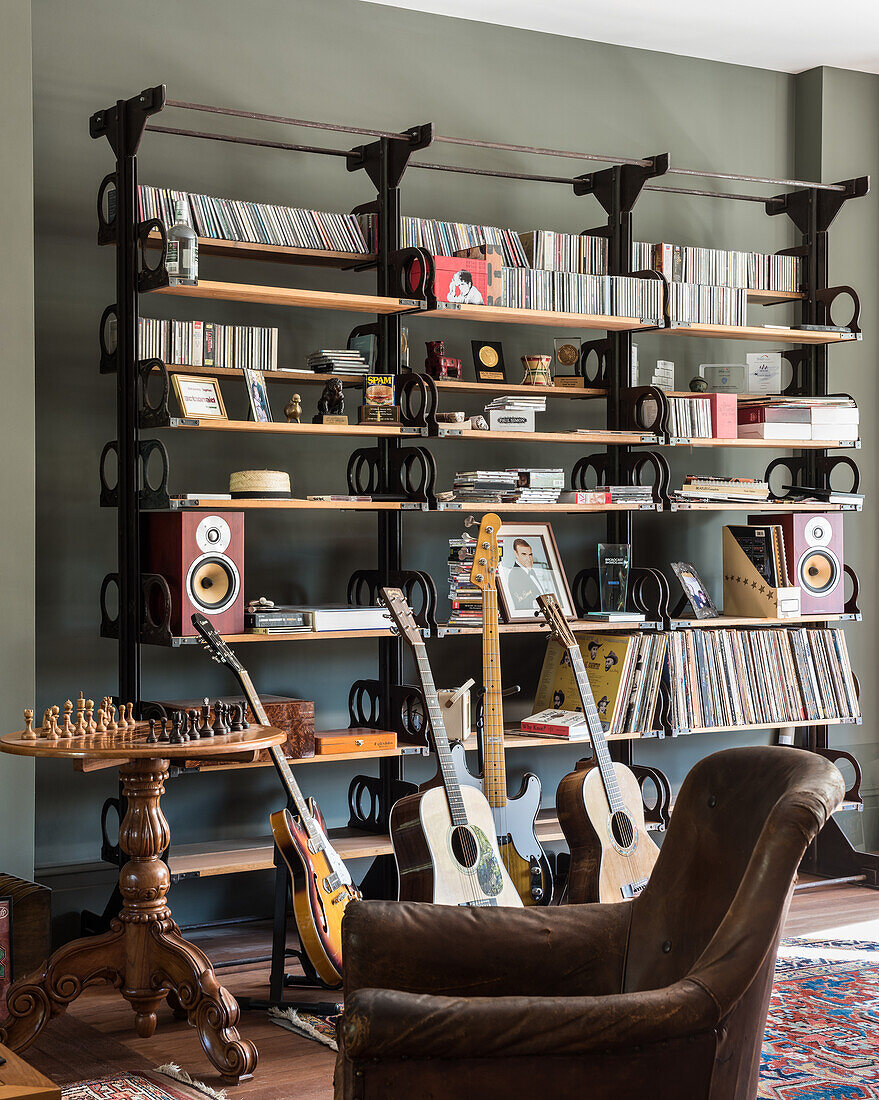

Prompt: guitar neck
[
  {"left": 568, "top": 646, "right": 626, "bottom": 815},
  {"left": 411, "top": 642, "right": 469, "bottom": 827},
  {"left": 233, "top": 667, "right": 315, "bottom": 834},
  {"left": 481, "top": 584, "right": 507, "bottom": 808}
]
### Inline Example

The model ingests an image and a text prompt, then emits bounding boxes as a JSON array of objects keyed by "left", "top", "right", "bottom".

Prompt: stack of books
[
  {"left": 672, "top": 476, "right": 770, "bottom": 504},
  {"left": 138, "top": 185, "right": 372, "bottom": 254},
  {"left": 138, "top": 318, "right": 278, "bottom": 371},
  {"left": 737, "top": 396, "right": 859, "bottom": 442},
  {"left": 667, "top": 627, "right": 859, "bottom": 731},
  {"left": 447, "top": 535, "right": 481, "bottom": 626},
  {"left": 306, "top": 350, "right": 370, "bottom": 375}
]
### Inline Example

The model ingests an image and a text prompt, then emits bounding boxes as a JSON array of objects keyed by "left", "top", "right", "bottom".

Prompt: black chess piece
[
  {"left": 158, "top": 717, "right": 170, "bottom": 743},
  {"left": 212, "top": 700, "right": 228, "bottom": 735},
  {"left": 169, "top": 712, "right": 185, "bottom": 745},
  {"left": 147, "top": 719, "right": 158, "bottom": 745},
  {"left": 199, "top": 698, "right": 212, "bottom": 737},
  {"left": 223, "top": 703, "right": 234, "bottom": 733},
  {"left": 188, "top": 709, "right": 201, "bottom": 739},
  {"left": 229, "top": 703, "right": 245, "bottom": 733}
]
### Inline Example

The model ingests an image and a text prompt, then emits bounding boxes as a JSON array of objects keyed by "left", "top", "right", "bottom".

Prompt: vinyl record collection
[
  {"left": 138, "top": 317, "right": 279, "bottom": 371},
  {"left": 631, "top": 241, "right": 802, "bottom": 292},
  {"left": 666, "top": 627, "right": 860, "bottom": 731},
  {"left": 138, "top": 185, "right": 373, "bottom": 253}
]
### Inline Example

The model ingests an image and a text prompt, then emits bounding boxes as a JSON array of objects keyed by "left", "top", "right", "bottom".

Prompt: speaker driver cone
[
  {"left": 797, "top": 548, "right": 840, "bottom": 596},
  {"left": 186, "top": 553, "right": 241, "bottom": 614}
]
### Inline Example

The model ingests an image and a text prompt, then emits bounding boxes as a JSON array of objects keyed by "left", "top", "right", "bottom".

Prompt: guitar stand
[{"left": 236, "top": 840, "right": 342, "bottom": 1016}]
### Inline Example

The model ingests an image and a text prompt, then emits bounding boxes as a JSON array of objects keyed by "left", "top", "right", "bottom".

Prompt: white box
[
  {"left": 488, "top": 408, "right": 536, "bottom": 432},
  {"left": 738, "top": 423, "right": 809, "bottom": 439},
  {"left": 746, "top": 352, "right": 782, "bottom": 394},
  {"left": 701, "top": 363, "right": 747, "bottom": 393}
]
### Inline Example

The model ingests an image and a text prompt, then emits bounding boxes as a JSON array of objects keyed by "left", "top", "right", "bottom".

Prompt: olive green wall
[
  {"left": 0, "top": 0, "right": 35, "bottom": 883},
  {"left": 27, "top": 0, "right": 877, "bottom": 929}
]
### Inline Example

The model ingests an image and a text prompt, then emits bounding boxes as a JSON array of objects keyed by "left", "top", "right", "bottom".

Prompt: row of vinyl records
[
  {"left": 498, "top": 269, "right": 665, "bottom": 321},
  {"left": 138, "top": 186, "right": 372, "bottom": 255},
  {"left": 138, "top": 186, "right": 801, "bottom": 294},
  {"left": 138, "top": 317, "right": 279, "bottom": 371},
  {"left": 666, "top": 627, "right": 859, "bottom": 731}
]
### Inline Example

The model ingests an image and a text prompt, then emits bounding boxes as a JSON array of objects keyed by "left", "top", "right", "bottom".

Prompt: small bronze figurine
[
  {"left": 285, "top": 393, "right": 303, "bottom": 423},
  {"left": 314, "top": 377, "right": 345, "bottom": 422}
]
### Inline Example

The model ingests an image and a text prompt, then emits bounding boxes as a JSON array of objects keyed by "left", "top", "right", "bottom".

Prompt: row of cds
[
  {"left": 666, "top": 627, "right": 859, "bottom": 731},
  {"left": 138, "top": 317, "right": 279, "bottom": 371},
  {"left": 138, "top": 185, "right": 372, "bottom": 254},
  {"left": 498, "top": 269, "right": 664, "bottom": 321},
  {"left": 632, "top": 241, "right": 801, "bottom": 292},
  {"left": 667, "top": 283, "right": 748, "bottom": 326},
  {"left": 439, "top": 468, "right": 566, "bottom": 505},
  {"left": 447, "top": 534, "right": 481, "bottom": 626},
  {"left": 666, "top": 397, "right": 714, "bottom": 439},
  {"left": 520, "top": 231, "right": 608, "bottom": 275},
  {"left": 396, "top": 217, "right": 528, "bottom": 267}
]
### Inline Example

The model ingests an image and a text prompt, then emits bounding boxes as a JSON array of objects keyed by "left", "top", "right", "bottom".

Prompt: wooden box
[
  {"left": 160, "top": 694, "right": 315, "bottom": 759},
  {"left": 314, "top": 729, "right": 397, "bottom": 756},
  {"left": 0, "top": 876, "right": 51, "bottom": 987}
]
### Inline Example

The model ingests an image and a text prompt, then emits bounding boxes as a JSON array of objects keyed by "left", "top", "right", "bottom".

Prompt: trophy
[{"left": 598, "top": 543, "right": 631, "bottom": 613}]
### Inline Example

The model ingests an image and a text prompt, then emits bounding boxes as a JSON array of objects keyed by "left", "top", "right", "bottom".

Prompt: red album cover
[
  {"left": 432, "top": 255, "right": 488, "bottom": 306},
  {"left": 0, "top": 895, "right": 11, "bottom": 1022}
]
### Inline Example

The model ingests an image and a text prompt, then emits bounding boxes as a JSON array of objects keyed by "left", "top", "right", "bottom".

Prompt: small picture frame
[
  {"left": 471, "top": 340, "right": 506, "bottom": 383},
  {"left": 671, "top": 561, "right": 719, "bottom": 620},
  {"left": 171, "top": 374, "right": 227, "bottom": 420},
  {"left": 244, "top": 368, "right": 273, "bottom": 423},
  {"left": 495, "top": 522, "right": 575, "bottom": 622},
  {"left": 553, "top": 337, "right": 582, "bottom": 375}
]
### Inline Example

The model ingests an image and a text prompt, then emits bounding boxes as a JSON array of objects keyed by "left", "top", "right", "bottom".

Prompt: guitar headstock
[
  {"left": 378, "top": 587, "right": 423, "bottom": 649},
  {"left": 191, "top": 612, "right": 245, "bottom": 674},
  {"left": 536, "top": 593, "right": 578, "bottom": 651},
  {"left": 470, "top": 512, "right": 501, "bottom": 594}
]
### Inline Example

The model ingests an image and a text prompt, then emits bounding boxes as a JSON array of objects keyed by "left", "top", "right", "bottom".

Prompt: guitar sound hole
[
  {"left": 450, "top": 825, "right": 479, "bottom": 869},
  {"left": 610, "top": 811, "right": 636, "bottom": 851}
]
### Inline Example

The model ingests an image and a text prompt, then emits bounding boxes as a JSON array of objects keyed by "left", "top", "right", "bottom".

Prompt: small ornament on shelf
[
  {"left": 424, "top": 340, "right": 463, "bottom": 381},
  {"left": 284, "top": 393, "right": 303, "bottom": 423},
  {"left": 313, "top": 378, "right": 347, "bottom": 425}
]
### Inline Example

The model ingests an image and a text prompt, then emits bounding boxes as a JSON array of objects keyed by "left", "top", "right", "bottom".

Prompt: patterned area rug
[
  {"left": 62, "top": 1068, "right": 225, "bottom": 1100},
  {"left": 760, "top": 939, "right": 879, "bottom": 1098}
]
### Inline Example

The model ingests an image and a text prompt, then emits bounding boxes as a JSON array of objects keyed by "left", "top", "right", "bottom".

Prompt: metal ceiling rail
[
  {"left": 159, "top": 99, "right": 845, "bottom": 194},
  {"left": 145, "top": 123, "right": 352, "bottom": 159}
]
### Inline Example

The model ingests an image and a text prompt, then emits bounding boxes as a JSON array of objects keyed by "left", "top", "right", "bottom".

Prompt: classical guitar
[
  {"left": 536, "top": 594, "right": 660, "bottom": 904},
  {"left": 449, "top": 513, "right": 552, "bottom": 905},
  {"left": 380, "top": 588, "right": 523, "bottom": 908},
  {"left": 191, "top": 612, "right": 359, "bottom": 985}
]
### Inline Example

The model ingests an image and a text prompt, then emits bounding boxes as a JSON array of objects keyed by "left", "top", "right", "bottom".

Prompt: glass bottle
[{"left": 166, "top": 199, "right": 198, "bottom": 286}]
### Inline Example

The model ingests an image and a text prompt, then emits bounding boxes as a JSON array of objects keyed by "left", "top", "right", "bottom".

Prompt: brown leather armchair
[{"left": 335, "top": 746, "right": 844, "bottom": 1099}]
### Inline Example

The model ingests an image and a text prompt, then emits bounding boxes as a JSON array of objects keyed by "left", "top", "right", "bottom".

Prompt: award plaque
[
  {"left": 598, "top": 543, "right": 631, "bottom": 613},
  {"left": 471, "top": 340, "right": 506, "bottom": 382}
]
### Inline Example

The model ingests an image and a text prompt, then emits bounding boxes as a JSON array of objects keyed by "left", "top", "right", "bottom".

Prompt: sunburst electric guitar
[
  {"left": 380, "top": 587, "right": 523, "bottom": 908},
  {"left": 192, "top": 612, "right": 359, "bottom": 985},
  {"left": 449, "top": 513, "right": 553, "bottom": 905},
  {"left": 536, "top": 594, "right": 660, "bottom": 904}
]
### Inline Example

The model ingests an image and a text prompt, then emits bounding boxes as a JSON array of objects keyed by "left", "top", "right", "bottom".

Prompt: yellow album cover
[{"left": 534, "top": 633, "right": 638, "bottom": 731}]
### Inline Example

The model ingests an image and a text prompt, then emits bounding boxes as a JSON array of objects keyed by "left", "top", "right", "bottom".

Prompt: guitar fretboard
[
  {"left": 569, "top": 648, "right": 626, "bottom": 815},
  {"left": 481, "top": 582, "right": 507, "bottom": 808},
  {"left": 413, "top": 645, "right": 468, "bottom": 828}
]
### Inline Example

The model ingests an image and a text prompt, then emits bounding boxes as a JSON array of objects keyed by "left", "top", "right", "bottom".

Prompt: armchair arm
[
  {"left": 342, "top": 980, "right": 718, "bottom": 1060},
  {"left": 342, "top": 899, "right": 632, "bottom": 1000}
]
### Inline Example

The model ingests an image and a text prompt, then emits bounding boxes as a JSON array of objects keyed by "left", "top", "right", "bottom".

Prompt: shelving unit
[{"left": 89, "top": 81, "right": 876, "bottom": 947}]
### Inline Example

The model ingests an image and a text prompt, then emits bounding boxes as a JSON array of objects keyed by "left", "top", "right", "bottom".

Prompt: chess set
[{"left": 17, "top": 694, "right": 250, "bottom": 748}]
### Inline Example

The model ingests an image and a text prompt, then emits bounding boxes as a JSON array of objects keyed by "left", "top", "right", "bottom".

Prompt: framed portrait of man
[{"left": 495, "top": 522, "right": 575, "bottom": 622}]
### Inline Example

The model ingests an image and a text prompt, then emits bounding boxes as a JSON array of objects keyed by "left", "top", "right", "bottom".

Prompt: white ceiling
[{"left": 360, "top": 0, "right": 879, "bottom": 75}]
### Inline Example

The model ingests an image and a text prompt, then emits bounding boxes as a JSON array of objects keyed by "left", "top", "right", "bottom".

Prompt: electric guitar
[
  {"left": 191, "top": 612, "right": 359, "bottom": 985},
  {"left": 380, "top": 588, "right": 523, "bottom": 908},
  {"left": 536, "top": 594, "right": 660, "bottom": 904},
  {"left": 449, "top": 513, "right": 552, "bottom": 905}
]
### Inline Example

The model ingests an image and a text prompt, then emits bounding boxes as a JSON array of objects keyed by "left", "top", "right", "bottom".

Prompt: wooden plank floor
[{"left": 23, "top": 883, "right": 879, "bottom": 1099}]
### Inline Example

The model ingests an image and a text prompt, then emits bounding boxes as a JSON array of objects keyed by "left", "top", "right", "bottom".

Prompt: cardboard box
[
  {"left": 707, "top": 393, "right": 738, "bottom": 438},
  {"left": 488, "top": 408, "right": 536, "bottom": 432}
]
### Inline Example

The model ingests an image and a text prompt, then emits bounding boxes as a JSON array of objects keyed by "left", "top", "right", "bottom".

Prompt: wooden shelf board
[
  {"left": 423, "top": 303, "right": 648, "bottom": 331},
  {"left": 665, "top": 436, "right": 859, "bottom": 449},
  {"left": 154, "top": 280, "right": 422, "bottom": 316},
  {"left": 669, "top": 613, "right": 859, "bottom": 629},
  {"left": 662, "top": 323, "right": 857, "bottom": 344},
  {"left": 169, "top": 628, "right": 395, "bottom": 647},
  {"left": 436, "top": 501, "right": 657, "bottom": 513},
  {"left": 146, "top": 230, "right": 375, "bottom": 269},
  {"left": 460, "top": 728, "right": 647, "bottom": 750},
  {"left": 163, "top": 364, "right": 368, "bottom": 387},
  {"left": 433, "top": 378, "right": 606, "bottom": 399},
  {"left": 437, "top": 427, "right": 659, "bottom": 445},
  {"left": 165, "top": 417, "right": 414, "bottom": 439},
  {"left": 672, "top": 716, "right": 860, "bottom": 737},
  {"left": 169, "top": 498, "right": 406, "bottom": 511},
  {"left": 190, "top": 738, "right": 409, "bottom": 772},
  {"left": 669, "top": 500, "right": 857, "bottom": 512},
  {"left": 437, "top": 618, "right": 657, "bottom": 637},
  {"left": 746, "top": 288, "right": 806, "bottom": 305}
]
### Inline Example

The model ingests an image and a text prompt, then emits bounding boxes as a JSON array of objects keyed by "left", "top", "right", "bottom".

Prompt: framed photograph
[
  {"left": 471, "top": 340, "right": 506, "bottom": 383},
  {"left": 171, "top": 374, "right": 227, "bottom": 420},
  {"left": 0, "top": 894, "right": 11, "bottom": 1023},
  {"left": 244, "top": 368, "right": 273, "bottom": 423},
  {"left": 671, "top": 561, "right": 719, "bottom": 620},
  {"left": 495, "top": 522, "right": 575, "bottom": 622}
]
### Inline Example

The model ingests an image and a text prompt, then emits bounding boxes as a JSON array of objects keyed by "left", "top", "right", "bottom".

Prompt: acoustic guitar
[
  {"left": 536, "top": 594, "right": 660, "bottom": 904},
  {"left": 380, "top": 587, "right": 523, "bottom": 908},
  {"left": 449, "top": 513, "right": 553, "bottom": 905},
  {"left": 192, "top": 612, "right": 359, "bottom": 985}
]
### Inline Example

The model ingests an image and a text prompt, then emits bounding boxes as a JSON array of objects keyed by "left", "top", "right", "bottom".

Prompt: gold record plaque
[{"left": 471, "top": 340, "right": 506, "bottom": 382}]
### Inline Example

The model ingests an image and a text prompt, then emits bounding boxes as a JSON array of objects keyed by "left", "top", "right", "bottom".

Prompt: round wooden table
[{"left": 0, "top": 722, "right": 287, "bottom": 1082}]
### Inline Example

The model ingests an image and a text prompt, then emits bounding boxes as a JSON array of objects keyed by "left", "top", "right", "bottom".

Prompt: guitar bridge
[{"left": 620, "top": 878, "right": 649, "bottom": 900}]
